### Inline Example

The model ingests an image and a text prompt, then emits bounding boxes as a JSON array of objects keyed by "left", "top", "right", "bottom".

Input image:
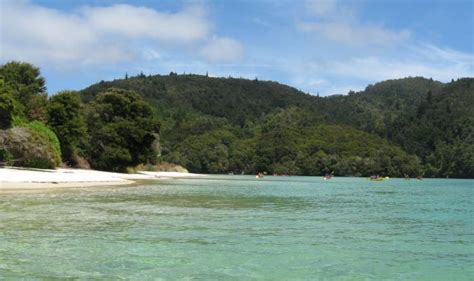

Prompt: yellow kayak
[{"left": 369, "top": 176, "right": 389, "bottom": 181}]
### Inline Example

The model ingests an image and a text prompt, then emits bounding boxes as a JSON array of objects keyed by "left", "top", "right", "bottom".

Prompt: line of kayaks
[{"left": 255, "top": 174, "right": 420, "bottom": 181}]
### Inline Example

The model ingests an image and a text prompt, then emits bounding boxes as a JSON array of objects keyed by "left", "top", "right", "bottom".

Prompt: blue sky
[{"left": 1, "top": 0, "right": 473, "bottom": 95}]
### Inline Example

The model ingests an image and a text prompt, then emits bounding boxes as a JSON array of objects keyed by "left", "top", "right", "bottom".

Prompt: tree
[
  {"left": 0, "top": 79, "right": 15, "bottom": 129},
  {"left": 86, "top": 88, "right": 160, "bottom": 172},
  {"left": 0, "top": 61, "right": 48, "bottom": 122},
  {"left": 47, "top": 91, "right": 88, "bottom": 166}
]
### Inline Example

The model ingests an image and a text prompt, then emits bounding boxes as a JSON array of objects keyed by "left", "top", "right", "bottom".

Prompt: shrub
[
  {"left": 0, "top": 122, "right": 62, "bottom": 169},
  {"left": 23, "top": 121, "right": 61, "bottom": 166}
]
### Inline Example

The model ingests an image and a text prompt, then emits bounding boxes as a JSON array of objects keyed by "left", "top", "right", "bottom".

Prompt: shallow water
[{"left": 0, "top": 176, "right": 473, "bottom": 280}]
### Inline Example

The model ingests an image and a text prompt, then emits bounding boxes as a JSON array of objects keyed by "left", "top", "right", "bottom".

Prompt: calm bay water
[{"left": 0, "top": 176, "right": 473, "bottom": 280}]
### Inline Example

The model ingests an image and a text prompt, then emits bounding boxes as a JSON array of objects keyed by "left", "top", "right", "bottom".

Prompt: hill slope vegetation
[
  {"left": 1, "top": 61, "right": 471, "bottom": 177},
  {"left": 81, "top": 74, "right": 473, "bottom": 178}
]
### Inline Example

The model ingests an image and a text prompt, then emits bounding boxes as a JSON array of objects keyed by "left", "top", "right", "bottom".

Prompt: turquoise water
[{"left": 0, "top": 176, "right": 473, "bottom": 280}]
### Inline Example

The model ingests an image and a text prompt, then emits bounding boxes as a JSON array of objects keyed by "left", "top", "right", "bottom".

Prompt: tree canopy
[
  {"left": 85, "top": 88, "right": 161, "bottom": 172},
  {"left": 47, "top": 91, "right": 88, "bottom": 166},
  {"left": 0, "top": 61, "right": 48, "bottom": 122},
  {"left": 1, "top": 62, "right": 162, "bottom": 171}
]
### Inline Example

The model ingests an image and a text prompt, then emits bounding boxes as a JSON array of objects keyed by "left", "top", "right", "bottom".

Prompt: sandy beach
[{"left": 0, "top": 167, "right": 204, "bottom": 191}]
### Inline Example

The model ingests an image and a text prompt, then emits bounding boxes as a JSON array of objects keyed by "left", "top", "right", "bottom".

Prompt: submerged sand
[{"left": 0, "top": 167, "right": 204, "bottom": 191}]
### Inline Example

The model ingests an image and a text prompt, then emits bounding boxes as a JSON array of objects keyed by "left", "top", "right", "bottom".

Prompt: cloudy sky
[{"left": 0, "top": 0, "right": 472, "bottom": 95}]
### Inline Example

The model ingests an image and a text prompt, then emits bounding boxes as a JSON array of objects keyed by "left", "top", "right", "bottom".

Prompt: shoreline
[{"left": 0, "top": 167, "right": 204, "bottom": 191}]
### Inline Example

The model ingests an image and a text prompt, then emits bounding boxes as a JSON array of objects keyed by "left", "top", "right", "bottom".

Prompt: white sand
[{"left": 0, "top": 167, "right": 204, "bottom": 191}]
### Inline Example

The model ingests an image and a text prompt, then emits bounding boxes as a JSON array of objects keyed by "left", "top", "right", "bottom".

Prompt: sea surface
[{"left": 0, "top": 176, "right": 473, "bottom": 280}]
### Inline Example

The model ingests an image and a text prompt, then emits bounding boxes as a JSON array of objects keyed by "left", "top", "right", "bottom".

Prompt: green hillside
[
  {"left": 324, "top": 77, "right": 473, "bottom": 177},
  {"left": 2, "top": 61, "right": 472, "bottom": 177},
  {"left": 81, "top": 74, "right": 320, "bottom": 127},
  {"left": 80, "top": 73, "right": 473, "bottom": 177},
  {"left": 318, "top": 77, "right": 444, "bottom": 134}
]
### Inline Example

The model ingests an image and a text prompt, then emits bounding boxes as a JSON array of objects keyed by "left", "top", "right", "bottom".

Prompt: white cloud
[
  {"left": 412, "top": 44, "right": 474, "bottom": 63},
  {"left": 279, "top": 39, "right": 473, "bottom": 96},
  {"left": 299, "top": 0, "right": 410, "bottom": 47},
  {"left": 0, "top": 0, "right": 225, "bottom": 66},
  {"left": 291, "top": 0, "right": 472, "bottom": 96},
  {"left": 1, "top": 1, "right": 113, "bottom": 65},
  {"left": 329, "top": 53, "right": 473, "bottom": 83},
  {"left": 298, "top": 21, "right": 411, "bottom": 46},
  {"left": 82, "top": 4, "right": 208, "bottom": 42},
  {"left": 201, "top": 37, "right": 243, "bottom": 62},
  {"left": 1, "top": 0, "right": 469, "bottom": 97}
]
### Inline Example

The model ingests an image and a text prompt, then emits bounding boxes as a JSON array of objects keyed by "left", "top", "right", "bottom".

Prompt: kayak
[{"left": 368, "top": 176, "right": 389, "bottom": 181}]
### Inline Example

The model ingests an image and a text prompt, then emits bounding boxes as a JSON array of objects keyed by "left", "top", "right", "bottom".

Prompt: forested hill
[
  {"left": 81, "top": 74, "right": 320, "bottom": 127},
  {"left": 2, "top": 61, "right": 471, "bottom": 177},
  {"left": 318, "top": 77, "right": 444, "bottom": 134},
  {"left": 80, "top": 74, "right": 474, "bottom": 178}
]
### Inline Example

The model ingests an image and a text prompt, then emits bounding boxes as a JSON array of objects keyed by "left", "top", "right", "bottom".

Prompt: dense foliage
[
  {"left": 1, "top": 61, "right": 472, "bottom": 177},
  {"left": 81, "top": 73, "right": 473, "bottom": 178},
  {"left": 321, "top": 78, "right": 474, "bottom": 178},
  {"left": 0, "top": 79, "right": 15, "bottom": 130},
  {"left": 0, "top": 62, "right": 160, "bottom": 171},
  {"left": 160, "top": 107, "right": 422, "bottom": 176},
  {"left": 85, "top": 88, "right": 160, "bottom": 172},
  {"left": 47, "top": 91, "right": 88, "bottom": 166},
  {"left": 0, "top": 61, "right": 48, "bottom": 122},
  {"left": 0, "top": 62, "right": 59, "bottom": 168}
]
